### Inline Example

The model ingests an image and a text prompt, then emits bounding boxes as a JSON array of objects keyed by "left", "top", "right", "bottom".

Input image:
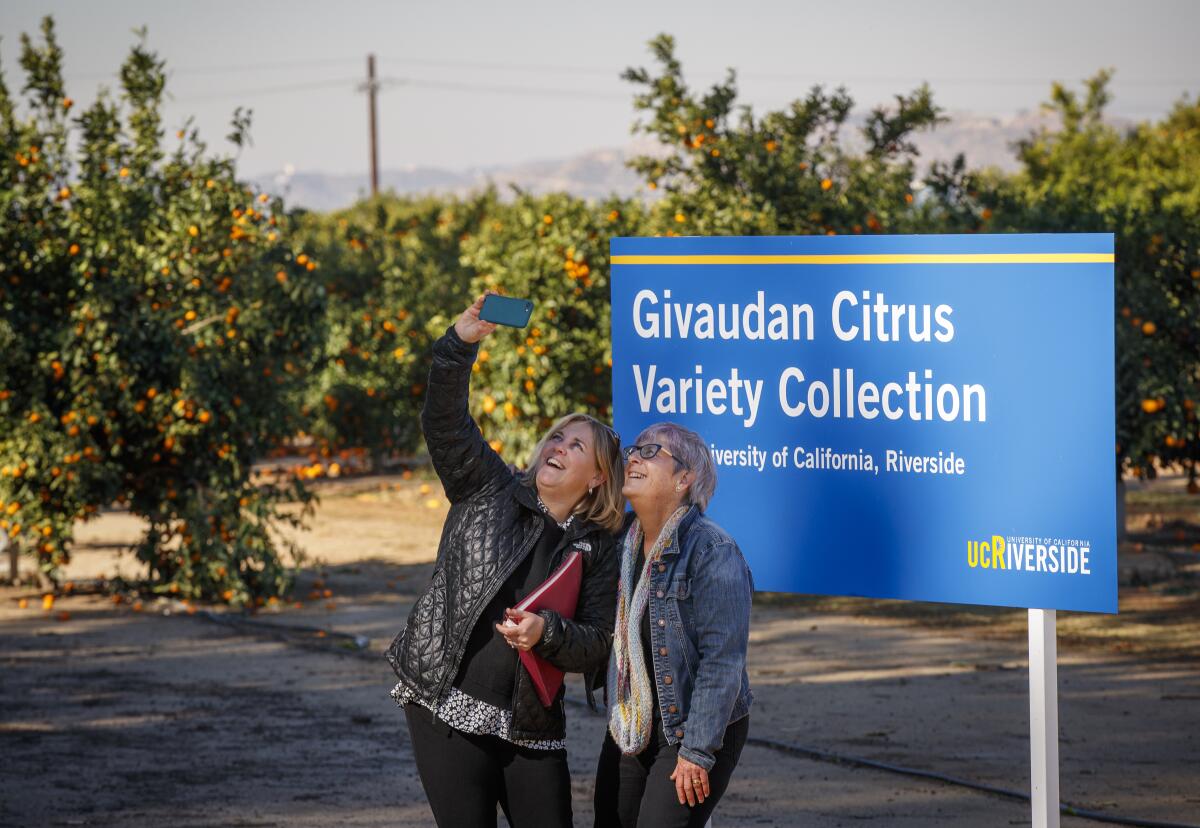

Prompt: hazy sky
[{"left": 3, "top": 1, "right": 1198, "bottom": 179}]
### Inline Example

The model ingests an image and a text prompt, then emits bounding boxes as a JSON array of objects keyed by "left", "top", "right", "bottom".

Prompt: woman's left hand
[
  {"left": 669, "top": 755, "right": 711, "bottom": 807},
  {"left": 495, "top": 608, "right": 545, "bottom": 651}
]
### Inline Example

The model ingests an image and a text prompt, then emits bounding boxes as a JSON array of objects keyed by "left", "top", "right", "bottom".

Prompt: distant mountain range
[{"left": 253, "top": 109, "right": 1123, "bottom": 213}]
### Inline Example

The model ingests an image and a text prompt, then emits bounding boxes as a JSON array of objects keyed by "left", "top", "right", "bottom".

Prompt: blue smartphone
[{"left": 480, "top": 295, "right": 534, "bottom": 328}]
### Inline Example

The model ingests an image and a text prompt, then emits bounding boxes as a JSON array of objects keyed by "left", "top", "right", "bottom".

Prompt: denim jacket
[{"left": 613, "top": 505, "right": 754, "bottom": 771}]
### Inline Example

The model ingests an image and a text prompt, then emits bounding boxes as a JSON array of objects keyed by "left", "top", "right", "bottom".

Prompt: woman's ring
[{"left": 692, "top": 778, "right": 702, "bottom": 786}]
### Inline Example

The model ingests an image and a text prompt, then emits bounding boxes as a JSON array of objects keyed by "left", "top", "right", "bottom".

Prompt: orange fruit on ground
[
  {"left": 42, "top": 594, "right": 55, "bottom": 610},
  {"left": 1142, "top": 321, "right": 1156, "bottom": 336}
]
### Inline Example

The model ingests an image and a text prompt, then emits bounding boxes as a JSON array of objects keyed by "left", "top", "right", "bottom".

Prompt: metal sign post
[{"left": 1029, "top": 609, "right": 1060, "bottom": 828}]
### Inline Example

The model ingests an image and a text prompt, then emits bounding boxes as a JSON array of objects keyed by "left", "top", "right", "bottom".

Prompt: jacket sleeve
[
  {"left": 420, "top": 325, "right": 513, "bottom": 504},
  {"left": 533, "top": 533, "right": 619, "bottom": 675},
  {"left": 678, "top": 539, "right": 753, "bottom": 771}
]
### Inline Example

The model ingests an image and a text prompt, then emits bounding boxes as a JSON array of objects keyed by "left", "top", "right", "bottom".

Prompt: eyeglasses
[{"left": 622, "top": 443, "right": 686, "bottom": 468}]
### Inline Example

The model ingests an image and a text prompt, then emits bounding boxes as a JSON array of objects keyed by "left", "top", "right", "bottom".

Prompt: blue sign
[{"left": 610, "top": 234, "right": 1116, "bottom": 613}]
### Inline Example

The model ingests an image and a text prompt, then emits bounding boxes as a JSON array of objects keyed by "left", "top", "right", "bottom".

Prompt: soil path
[{"left": 3, "top": 477, "right": 1198, "bottom": 826}]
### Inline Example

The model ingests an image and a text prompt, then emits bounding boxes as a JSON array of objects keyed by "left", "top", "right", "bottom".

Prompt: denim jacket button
[
  {"left": 675, "top": 728, "right": 684, "bottom": 738},
  {"left": 658, "top": 618, "right": 665, "bottom": 627},
  {"left": 657, "top": 564, "right": 666, "bottom": 573},
  {"left": 668, "top": 704, "right": 678, "bottom": 714},
  {"left": 656, "top": 590, "right": 664, "bottom": 599},
  {"left": 658, "top": 647, "right": 668, "bottom": 656},
  {"left": 663, "top": 675, "right": 673, "bottom": 685}
]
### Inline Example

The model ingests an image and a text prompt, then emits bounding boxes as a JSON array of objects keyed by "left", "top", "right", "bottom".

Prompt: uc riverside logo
[{"left": 967, "top": 535, "right": 1092, "bottom": 576}]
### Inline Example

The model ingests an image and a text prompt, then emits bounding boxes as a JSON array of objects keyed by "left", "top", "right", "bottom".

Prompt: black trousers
[
  {"left": 404, "top": 702, "right": 573, "bottom": 828},
  {"left": 593, "top": 715, "right": 750, "bottom": 828}
]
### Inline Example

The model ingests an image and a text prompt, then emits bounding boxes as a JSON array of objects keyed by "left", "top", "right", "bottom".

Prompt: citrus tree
[
  {"left": 976, "top": 73, "right": 1200, "bottom": 489},
  {"left": 622, "top": 34, "right": 950, "bottom": 238},
  {"left": 292, "top": 192, "right": 494, "bottom": 464},
  {"left": 455, "top": 193, "right": 644, "bottom": 460},
  {"left": 0, "top": 18, "right": 327, "bottom": 600}
]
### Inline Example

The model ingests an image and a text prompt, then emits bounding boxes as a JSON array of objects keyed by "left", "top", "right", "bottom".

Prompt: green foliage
[
  {"left": 974, "top": 73, "right": 1200, "bottom": 479},
  {"left": 457, "top": 193, "right": 645, "bottom": 461},
  {"left": 292, "top": 193, "right": 493, "bottom": 461},
  {"left": 623, "top": 33, "right": 947, "bottom": 237},
  {"left": 0, "top": 18, "right": 326, "bottom": 600},
  {"left": 2, "top": 21, "right": 1196, "bottom": 602}
]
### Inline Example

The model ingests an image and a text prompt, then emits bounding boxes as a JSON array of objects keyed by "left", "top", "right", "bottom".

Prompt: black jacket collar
[{"left": 511, "top": 474, "right": 599, "bottom": 542}]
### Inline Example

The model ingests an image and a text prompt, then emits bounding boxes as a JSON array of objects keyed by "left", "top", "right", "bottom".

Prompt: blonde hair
[{"left": 525, "top": 413, "right": 626, "bottom": 532}]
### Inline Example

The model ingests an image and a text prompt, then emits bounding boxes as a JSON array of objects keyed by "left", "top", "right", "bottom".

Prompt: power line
[
  {"left": 163, "top": 75, "right": 629, "bottom": 105},
  {"left": 170, "top": 76, "right": 362, "bottom": 103},
  {"left": 387, "top": 76, "right": 629, "bottom": 102},
  {"left": 60, "top": 63, "right": 1197, "bottom": 109},
  {"left": 60, "top": 54, "right": 1198, "bottom": 90},
  {"left": 63, "top": 56, "right": 363, "bottom": 83},
  {"left": 377, "top": 55, "right": 622, "bottom": 79},
  {"left": 375, "top": 55, "right": 1199, "bottom": 88}
]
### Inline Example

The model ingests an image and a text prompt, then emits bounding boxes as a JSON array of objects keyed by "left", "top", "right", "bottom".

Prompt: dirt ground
[{"left": 2, "top": 473, "right": 1199, "bottom": 827}]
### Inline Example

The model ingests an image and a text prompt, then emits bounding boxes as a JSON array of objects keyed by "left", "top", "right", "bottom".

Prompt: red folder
[{"left": 513, "top": 549, "right": 583, "bottom": 707}]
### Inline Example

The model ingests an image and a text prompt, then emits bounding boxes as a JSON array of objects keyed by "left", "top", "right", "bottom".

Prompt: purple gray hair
[{"left": 633, "top": 421, "right": 717, "bottom": 511}]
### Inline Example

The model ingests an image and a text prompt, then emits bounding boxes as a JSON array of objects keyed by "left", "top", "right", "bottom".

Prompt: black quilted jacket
[{"left": 386, "top": 326, "right": 619, "bottom": 741}]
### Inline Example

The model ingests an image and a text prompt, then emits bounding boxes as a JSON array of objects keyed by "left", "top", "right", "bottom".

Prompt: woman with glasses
[
  {"left": 386, "top": 294, "right": 625, "bottom": 828},
  {"left": 594, "top": 422, "right": 754, "bottom": 827}
]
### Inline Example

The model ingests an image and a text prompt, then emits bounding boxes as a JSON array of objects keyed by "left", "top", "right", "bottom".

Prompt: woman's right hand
[{"left": 454, "top": 294, "right": 499, "bottom": 344}]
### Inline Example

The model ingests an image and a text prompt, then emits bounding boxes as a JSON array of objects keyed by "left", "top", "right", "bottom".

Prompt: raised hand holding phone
[{"left": 454, "top": 294, "right": 499, "bottom": 343}]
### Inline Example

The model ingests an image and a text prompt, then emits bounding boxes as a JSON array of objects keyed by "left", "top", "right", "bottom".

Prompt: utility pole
[{"left": 367, "top": 53, "right": 379, "bottom": 197}]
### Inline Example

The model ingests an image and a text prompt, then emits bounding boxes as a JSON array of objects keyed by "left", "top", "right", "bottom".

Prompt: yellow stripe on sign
[{"left": 610, "top": 253, "right": 1114, "bottom": 265}]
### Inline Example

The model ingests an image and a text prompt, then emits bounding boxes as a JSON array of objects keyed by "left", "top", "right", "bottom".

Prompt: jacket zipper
[{"left": 434, "top": 516, "right": 545, "bottom": 701}]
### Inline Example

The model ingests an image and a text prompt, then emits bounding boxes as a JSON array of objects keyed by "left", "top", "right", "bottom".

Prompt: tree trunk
[{"left": 3, "top": 534, "right": 17, "bottom": 583}]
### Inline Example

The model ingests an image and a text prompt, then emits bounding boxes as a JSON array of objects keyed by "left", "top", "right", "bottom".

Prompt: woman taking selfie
[
  {"left": 595, "top": 422, "right": 754, "bottom": 828},
  {"left": 386, "top": 294, "right": 624, "bottom": 828}
]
